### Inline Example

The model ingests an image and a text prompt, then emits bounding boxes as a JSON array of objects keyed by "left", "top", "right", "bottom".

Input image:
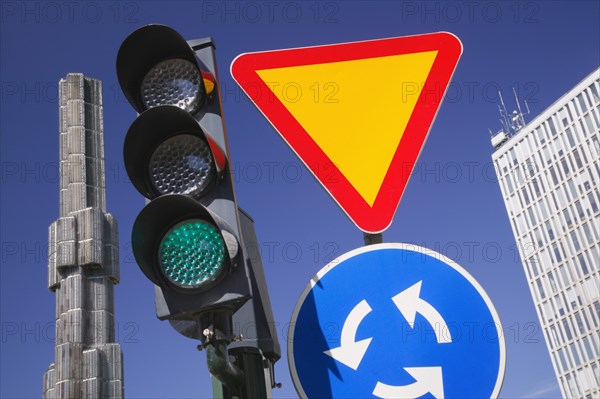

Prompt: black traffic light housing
[
  {"left": 117, "top": 24, "right": 281, "bottom": 396},
  {"left": 117, "top": 24, "right": 252, "bottom": 323}
]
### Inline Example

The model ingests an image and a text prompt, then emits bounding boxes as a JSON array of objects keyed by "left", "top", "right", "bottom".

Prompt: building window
[
  {"left": 591, "top": 364, "right": 599, "bottom": 387},
  {"left": 553, "top": 243, "right": 563, "bottom": 263},
  {"left": 557, "top": 294, "right": 566, "bottom": 316},
  {"left": 558, "top": 264, "right": 572, "bottom": 287},
  {"left": 528, "top": 207, "right": 538, "bottom": 227},
  {"left": 584, "top": 113, "right": 595, "bottom": 133},
  {"left": 566, "top": 128, "right": 576, "bottom": 147},
  {"left": 522, "top": 188, "right": 531, "bottom": 205},
  {"left": 537, "top": 279, "right": 546, "bottom": 299},
  {"left": 577, "top": 254, "right": 589, "bottom": 274},
  {"left": 582, "top": 223, "right": 594, "bottom": 245},
  {"left": 591, "top": 247, "right": 600, "bottom": 271},
  {"left": 528, "top": 256, "right": 540, "bottom": 278},
  {"left": 559, "top": 350, "right": 570, "bottom": 372},
  {"left": 566, "top": 373, "right": 580, "bottom": 398},
  {"left": 575, "top": 201, "right": 585, "bottom": 219},
  {"left": 578, "top": 93, "right": 588, "bottom": 112},
  {"left": 566, "top": 105, "right": 574, "bottom": 122},
  {"left": 551, "top": 193, "right": 560, "bottom": 212},
  {"left": 556, "top": 187, "right": 568, "bottom": 209},
  {"left": 588, "top": 193, "right": 599, "bottom": 213},
  {"left": 570, "top": 343, "right": 582, "bottom": 366},
  {"left": 561, "top": 109, "right": 570, "bottom": 127},
  {"left": 534, "top": 228, "right": 544, "bottom": 247},
  {"left": 571, "top": 231, "right": 581, "bottom": 252},
  {"left": 561, "top": 158, "right": 571, "bottom": 177},
  {"left": 540, "top": 200, "right": 549, "bottom": 220},
  {"left": 594, "top": 301, "right": 600, "bottom": 328},
  {"left": 532, "top": 180, "right": 542, "bottom": 197},
  {"left": 525, "top": 159, "right": 536, "bottom": 178},
  {"left": 574, "top": 312, "right": 586, "bottom": 335},
  {"left": 563, "top": 208, "right": 574, "bottom": 229},
  {"left": 592, "top": 108, "right": 600, "bottom": 128},
  {"left": 591, "top": 136, "right": 600, "bottom": 154},
  {"left": 549, "top": 324, "right": 559, "bottom": 348},
  {"left": 548, "top": 118, "right": 558, "bottom": 136},
  {"left": 539, "top": 248, "right": 552, "bottom": 272},
  {"left": 505, "top": 174, "right": 514, "bottom": 195},
  {"left": 567, "top": 179, "right": 578, "bottom": 201},
  {"left": 515, "top": 213, "right": 526, "bottom": 236},
  {"left": 590, "top": 83, "right": 600, "bottom": 102},
  {"left": 583, "top": 337, "right": 595, "bottom": 361},
  {"left": 585, "top": 279, "right": 600, "bottom": 302},
  {"left": 546, "top": 221, "right": 555, "bottom": 240},
  {"left": 549, "top": 166, "right": 559, "bottom": 185},
  {"left": 562, "top": 319, "right": 573, "bottom": 340},
  {"left": 572, "top": 149, "right": 584, "bottom": 169},
  {"left": 543, "top": 300, "right": 555, "bottom": 322},
  {"left": 543, "top": 145, "right": 552, "bottom": 164},
  {"left": 548, "top": 272, "right": 558, "bottom": 291}
]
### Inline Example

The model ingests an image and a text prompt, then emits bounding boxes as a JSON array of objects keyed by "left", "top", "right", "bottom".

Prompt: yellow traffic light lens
[
  {"left": 149, "top": 134, "right": 215, "bottom": 198},
  {"left": 158, "top": 219, "right": 226, "bottom": 288},
  {"left": 141, "top": 58, "right": 204, "bottom": 113}
]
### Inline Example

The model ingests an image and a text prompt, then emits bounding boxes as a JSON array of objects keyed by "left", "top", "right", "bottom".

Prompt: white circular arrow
[
  {"left": 392, "top": 281, "right": 452, "bottom": 344},
  {"left": 323, "top": 299, "right": 373, "bottom": 370},
  {"left": 323, "top": 281, "right": 451, "bottom": 398},
  {"left": 372, "top": 367, "right": 445, "bottom": 399}
]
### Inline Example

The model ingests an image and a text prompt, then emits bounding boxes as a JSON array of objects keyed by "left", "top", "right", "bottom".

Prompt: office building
[{"left": 491, "top": 68, "right": 600, "bottom": 399}]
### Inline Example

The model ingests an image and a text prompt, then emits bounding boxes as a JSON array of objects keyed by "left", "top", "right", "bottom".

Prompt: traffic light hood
[
  {"left": 116, "top": 24, "right": 204, "bottom": 113},
  {"left": 123, "top": 105, "right": 221, "bottom": 200},
  {"left": 131, "top": 194, "right": 240, "bottom": 293}
]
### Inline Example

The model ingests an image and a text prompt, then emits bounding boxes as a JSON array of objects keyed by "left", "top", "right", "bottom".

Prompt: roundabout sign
[{"left": 288, "top": 243, "right": 506, "bottom": 398}]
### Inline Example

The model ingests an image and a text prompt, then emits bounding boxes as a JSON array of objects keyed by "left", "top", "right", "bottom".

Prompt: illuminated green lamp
[{"left": 158, "top": 219, "right": 226, "bottom": 289}]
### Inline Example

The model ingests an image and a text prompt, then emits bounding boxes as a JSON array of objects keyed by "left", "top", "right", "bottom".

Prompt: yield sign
[{"left": 231, "top": 32, "right": 462, "bottom": 233}]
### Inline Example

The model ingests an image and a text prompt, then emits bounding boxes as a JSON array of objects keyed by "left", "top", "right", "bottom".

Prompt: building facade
[
  {"left": 492, "top": 68, "right": 600, "bottom": 398},
  {"left": 43, "top": 74, "right": 124, "bottom": 398}
]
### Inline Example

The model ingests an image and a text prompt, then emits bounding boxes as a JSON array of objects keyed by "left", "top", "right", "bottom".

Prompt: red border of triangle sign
[{"left": 231, "top": 32, "right": 462, "bottom": 233}]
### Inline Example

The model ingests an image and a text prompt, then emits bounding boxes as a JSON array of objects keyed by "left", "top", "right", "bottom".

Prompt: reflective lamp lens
[
  {"left": 149, "top": 134, "right": 215, "bottom": 198},
  {"left": 141, "top": 58, "right": 204, "bottom": 113},
  {"left": 159, "top": 220, "right": 226, "bottom": 288}
]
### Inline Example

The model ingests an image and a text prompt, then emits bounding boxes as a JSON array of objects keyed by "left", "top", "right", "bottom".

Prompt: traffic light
[{"left": 116, "top": 24, "right": 252, "bottom": 323}]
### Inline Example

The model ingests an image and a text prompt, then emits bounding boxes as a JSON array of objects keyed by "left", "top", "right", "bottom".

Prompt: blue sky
[{"left": 1, "top": 1, "right": 599, "bottom": 398}]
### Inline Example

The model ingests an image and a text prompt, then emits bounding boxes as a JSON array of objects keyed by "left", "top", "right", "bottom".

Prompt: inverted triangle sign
[{"left": 231, "top": 32, "right": 462, "bottom": 233}]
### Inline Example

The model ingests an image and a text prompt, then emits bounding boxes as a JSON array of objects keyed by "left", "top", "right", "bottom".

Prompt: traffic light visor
[
  {"left": 117, "top": 24, "right": 204, "bottom": 113},
  {"left": 124, "top": 105, "right": 217, "bottom": 200},
  {"left": 131, "top": 195, "right": 238, "bottom": 291}
]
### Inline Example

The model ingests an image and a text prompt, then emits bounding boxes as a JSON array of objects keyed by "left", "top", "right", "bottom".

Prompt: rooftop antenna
[
  {"left": 512, "top": 86, "right": 530, "bottom": 132},
  {"left": 498, "top": 91, "right": 511, "bottom": 133},
  {"left": 490, "top": 87, "right": 531, "bottom": 150}
]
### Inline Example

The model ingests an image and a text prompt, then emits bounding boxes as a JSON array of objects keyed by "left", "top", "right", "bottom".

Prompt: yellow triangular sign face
[
  {"left": 231, "top": 32, "right": 462, "bottom": 233},
  {"left": 256, "top": 51, "right": 437, "bottom": 206}
]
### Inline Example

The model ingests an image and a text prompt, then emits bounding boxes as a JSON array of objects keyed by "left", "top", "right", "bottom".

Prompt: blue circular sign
[{"left": 289, "top": 243, "right": 506, "bottom": 399}]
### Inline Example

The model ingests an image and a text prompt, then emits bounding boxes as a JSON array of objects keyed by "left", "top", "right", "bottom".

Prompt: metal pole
[
  {"left": 198, "top": 313, "right": 244, "bottom": 398},
  {"left": 206, "top": 341, "right": 244, "bottom": 393},
  {"left": 363, "top": 232, "right": 383, "bottom": 245}
]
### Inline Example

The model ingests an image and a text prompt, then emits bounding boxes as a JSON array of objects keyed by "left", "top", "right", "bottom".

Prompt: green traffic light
[{"left": 158, "top": 219, "right": 226, "bottom": 288}]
